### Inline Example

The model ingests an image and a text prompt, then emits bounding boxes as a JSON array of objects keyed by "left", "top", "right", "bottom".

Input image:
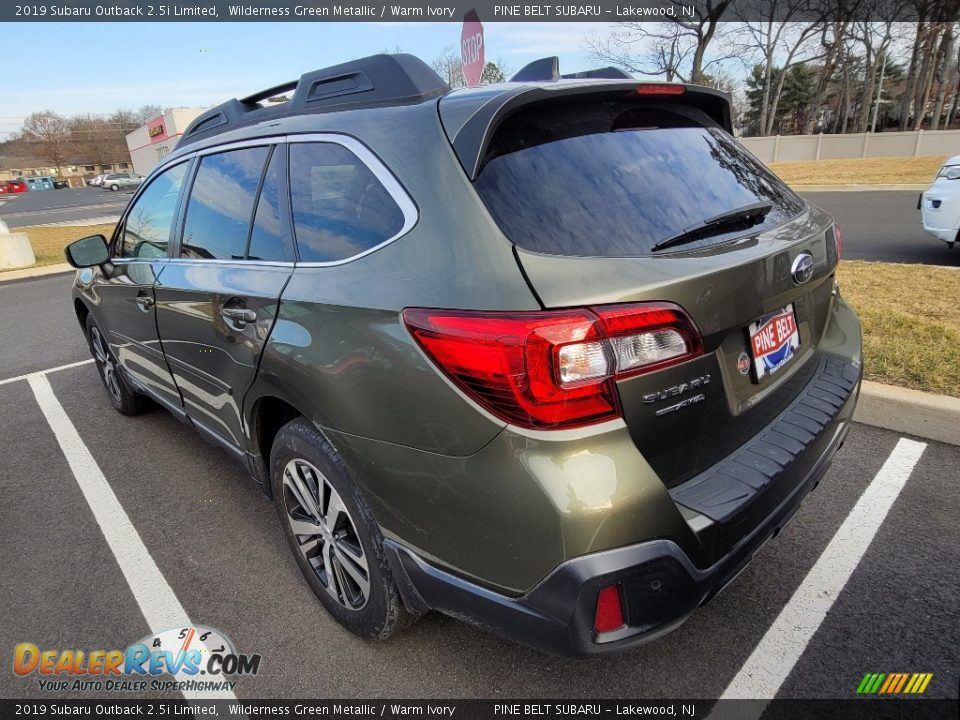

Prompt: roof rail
[
  {"left": 178, "top": 53, "right": 449, "bottom": 149},
  {"left": 509, "top": 57, "right": 634, "bottom": 83}
]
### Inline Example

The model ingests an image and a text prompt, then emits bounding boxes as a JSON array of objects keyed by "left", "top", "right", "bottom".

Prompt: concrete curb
[
  {"left": 0, "top": 263, "right": 73, "bottom": 283},
  {"left": 792, "top": 184, "right": 927, "bottom": 192},
  {"left": 854, "top": 380, "right": 960, "bottom": 446}
]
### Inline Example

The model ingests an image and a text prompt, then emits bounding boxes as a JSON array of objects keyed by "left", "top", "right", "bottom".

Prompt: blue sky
[{"left": 0, "top": 22, "right": 612, "bottom": 140}]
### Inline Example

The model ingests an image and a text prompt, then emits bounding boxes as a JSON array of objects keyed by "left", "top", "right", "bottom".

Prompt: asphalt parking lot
[
  {"left": 0, "top": 186, "right": 131, "bottom": 229},
  {"left": 0, "top": 273, "right": 958, "bottom": 704}
]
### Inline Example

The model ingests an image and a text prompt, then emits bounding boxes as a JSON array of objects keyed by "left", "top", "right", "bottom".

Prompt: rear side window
[
  {"left": 474, "top": 103, "right": 805, "bottom": 257},
  {"left": 121, "top": 162, "right": 188, "bottom": 258},
  {"left": 181, "top": 146, "right": 270, "bottom": 260},
  {"left": 289, "top": 142, "right": 405, "bottom": 263}
]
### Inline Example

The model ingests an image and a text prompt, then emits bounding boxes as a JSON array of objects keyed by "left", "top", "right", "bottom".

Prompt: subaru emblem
[{"left": 791, "top": 252, "right": 815, "bottom": 285}]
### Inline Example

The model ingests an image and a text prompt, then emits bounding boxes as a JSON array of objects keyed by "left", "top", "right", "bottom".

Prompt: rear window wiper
[{"left": 651, "top": 201, "right": 774, "bottom": 252}]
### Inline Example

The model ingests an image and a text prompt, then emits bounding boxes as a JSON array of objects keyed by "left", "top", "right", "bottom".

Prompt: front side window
[
  {"left": 121, "top": 162, "right": 188, "bottom": 259},
  {"left": 289, "top": 142, "right": 405, "bottom": 263},
  {"left": 180, "top": 146, "right": 270, "bottom": 260}
]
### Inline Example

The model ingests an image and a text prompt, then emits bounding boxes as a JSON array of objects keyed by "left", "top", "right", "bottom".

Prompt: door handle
[
  {"left": 221, "top": 307, "right": 257, "bottom": 327},
  {"left": 135, "top": 294, "right": 154, "bottom": 312}
]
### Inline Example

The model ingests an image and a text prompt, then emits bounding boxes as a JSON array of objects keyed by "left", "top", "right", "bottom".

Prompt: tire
[
  {"left": 85, "top": 314, "right": 149, "bottom": 416},
  {"left": 109, "top": 184, "right": 119, "bottom": 192},
  {"left": 270, "top": 418, "right": 415, "bottom": 640}
]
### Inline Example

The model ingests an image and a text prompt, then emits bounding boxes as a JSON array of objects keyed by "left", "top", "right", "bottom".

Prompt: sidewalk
[{"left": 0, "top": 263, "right": 73, "bottom": 283}]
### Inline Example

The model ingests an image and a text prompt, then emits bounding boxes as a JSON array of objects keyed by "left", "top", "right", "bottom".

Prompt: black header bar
[
  {"left": 0, "top": 699, "right": 956, "bottom": 719},
  {"left": 1, "top": 0, "right": 945, "bottom": 22}
]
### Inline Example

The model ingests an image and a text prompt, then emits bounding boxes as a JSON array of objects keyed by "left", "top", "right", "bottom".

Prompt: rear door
[
  {"left": 154, "top": 141, "right": 294, "bottom": 453},
  {"left": 471, "top": 98, "right": 841, "bottom": 487}
]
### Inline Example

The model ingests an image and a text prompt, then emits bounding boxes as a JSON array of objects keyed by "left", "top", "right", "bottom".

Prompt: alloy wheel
[
  {"left": 90, "top": 325, "right": 122, "bottom": 406},
  {"left": 282, "top": 458, "right": 370, "bottom": 610}
]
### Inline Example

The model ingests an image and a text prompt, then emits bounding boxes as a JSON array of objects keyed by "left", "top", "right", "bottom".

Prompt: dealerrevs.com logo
[{"left": 13, "top": 626, "right": 261, "bottom": 693}]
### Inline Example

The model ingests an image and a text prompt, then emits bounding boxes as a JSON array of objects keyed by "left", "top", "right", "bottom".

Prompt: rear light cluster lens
[
  {"left": 633, "top": 83, "right": 686, "bottom": 96},
  {"left": 403, "top": 302, "right": 703, "bottom": 430},
  {"left": 833, "top": 222, "right": 843, "bottom": 260},
  {"left": 594, "top": 584, "right": 626, "bottom": 633}
]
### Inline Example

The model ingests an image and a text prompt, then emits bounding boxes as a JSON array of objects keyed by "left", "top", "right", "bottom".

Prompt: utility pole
[{"left": 871, "top": 52, "right": 888, "bottom": 133}]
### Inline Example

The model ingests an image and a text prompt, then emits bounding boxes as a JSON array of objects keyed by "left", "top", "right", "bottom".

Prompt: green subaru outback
[{"left": 66, "top": 53, "right": 861, "bottom": 656}]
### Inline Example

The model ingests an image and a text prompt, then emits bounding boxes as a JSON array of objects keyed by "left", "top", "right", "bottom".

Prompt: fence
[{"left": 740, "top": 129, "right": 960, "bottom": 163}]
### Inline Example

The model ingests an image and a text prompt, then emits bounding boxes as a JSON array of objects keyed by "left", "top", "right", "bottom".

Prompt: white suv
[{"left": 920, "top": 154, "right": 960, "bottom": 249}]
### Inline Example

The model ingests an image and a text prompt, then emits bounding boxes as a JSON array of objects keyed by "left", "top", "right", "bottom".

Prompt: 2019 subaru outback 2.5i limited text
[{"left": 66, "top": 54, "right": 861, "bottom": 656}]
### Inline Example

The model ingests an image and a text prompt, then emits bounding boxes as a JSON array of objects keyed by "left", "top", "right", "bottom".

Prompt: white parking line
[
  {"left": 713, "top": 437, "right": 927, "bottom": 714},
  {"left": 30, "top": 215, "right": 121, "bottom": 228},
  {"left": 0, "top": 358, "right": 94, "bottom": 387},
  {"left": 26, "top": 373, "right": 237, "bottom": 702}
]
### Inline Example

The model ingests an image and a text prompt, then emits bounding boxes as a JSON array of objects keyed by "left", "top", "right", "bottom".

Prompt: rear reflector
[
  {"left": 594, "top": 584, "right": 625, "bottom": 633},
  {"left": 634, "top": 84, "right": 686, "bottom": 96},
  {"left": 403, "top": 302, "right": 703, "bottom": 430}
]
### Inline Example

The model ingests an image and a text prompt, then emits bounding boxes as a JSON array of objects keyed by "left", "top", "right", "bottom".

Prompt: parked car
[
  {"left": 3, "top": 180, "right": 28, "bottom": 194},
  {"left": 66, "top": 54, "right": 862, "bottom": 656},
  {"left": 919, "top": 154, "right": 960, "bottom": 249},
  {"left": 53, "top": 178, "right": 70, "bottom": 189},
  {"left": 87, "top": 175, "right": 106, "bottom": 187},
  {"left": 101, "top": 173, "right": 144, "bottom": 191}
]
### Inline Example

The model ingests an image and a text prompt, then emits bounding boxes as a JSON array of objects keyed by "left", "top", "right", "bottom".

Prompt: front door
[
  {"left": 154, "top": 143, "right": 294, "bottom": 451},
  {"left": 96, "top": 160, "right": 191, "bottom": 412}
]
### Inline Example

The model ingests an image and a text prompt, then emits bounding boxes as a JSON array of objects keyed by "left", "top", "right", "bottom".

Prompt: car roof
[{"left": 161, "top": 53, "right": 731, "bottom": 181}]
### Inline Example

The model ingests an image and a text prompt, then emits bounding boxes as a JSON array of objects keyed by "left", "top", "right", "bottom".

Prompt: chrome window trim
[
  {"left": 158, "top": 258, "right": 295, "bottom": 268},
  {"left": 111, "top": 257, "right": 294, "bottom": 268},
  {"left": 120, "top": 132, "right": 418, "bottom": 268},
  {"left": 285, "top": 133, "right": 419, "bottom": 268}
]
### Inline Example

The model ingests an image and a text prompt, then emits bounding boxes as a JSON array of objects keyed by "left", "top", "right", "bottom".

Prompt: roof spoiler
[
  {"left": 509, "top": 56, "right": 634, "bottom": 82},
  {"left": 178, "top": 53, "right": 449, "bottom": 149},
  {"left": 441, "top": 81, "right": 734, "bottom": 180}
]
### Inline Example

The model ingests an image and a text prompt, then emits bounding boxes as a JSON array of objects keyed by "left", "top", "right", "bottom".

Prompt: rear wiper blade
[{"left": 651, "top": 201, "right": 774, "bottom": 252}]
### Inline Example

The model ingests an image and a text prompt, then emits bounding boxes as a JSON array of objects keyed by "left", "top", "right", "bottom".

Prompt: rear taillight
[
  {"left": 833, "top": 222, "right": 843, "bottom": 260},
  {"left": 403, "top": 302, "right": 703, "bottom": 430}
]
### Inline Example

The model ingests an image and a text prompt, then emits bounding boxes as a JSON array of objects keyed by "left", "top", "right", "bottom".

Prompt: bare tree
[
  {"left": 432, "top": 45, "right": 465, "bottom": 87},
  {"left": 852, "top": 21, "right": 900, "bottom": 131},
  {"left": 585, "top": 0, "right": 734, "bottom": 84},
  {"left": 929, "top": 22, "right": 958, "bottom": 128},
  {"left": 431, "top": 46, "right": 511, "bottom": 87},
  {"left": 20, "top": 111, "right": 70, "bottom": 174},
  {"left": 731, "top": 0, "right": 827, "bottom": 136}
]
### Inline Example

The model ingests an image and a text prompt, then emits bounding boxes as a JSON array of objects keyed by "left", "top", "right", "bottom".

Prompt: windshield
[{"left": 474, "top": 103, "right": 805, "bottom": 257}]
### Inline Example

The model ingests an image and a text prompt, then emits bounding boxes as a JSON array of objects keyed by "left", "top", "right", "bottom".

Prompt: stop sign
[{"left": 460, "top": 10, "right": 484, "bottom": 87}]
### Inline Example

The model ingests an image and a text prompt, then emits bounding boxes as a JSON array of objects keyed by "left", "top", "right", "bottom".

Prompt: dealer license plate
[{"left": 748, "top": 304, "right": 800, "bottom": 380}]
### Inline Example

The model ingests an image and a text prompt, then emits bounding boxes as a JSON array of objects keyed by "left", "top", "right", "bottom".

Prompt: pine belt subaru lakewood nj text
[{"left": 65, "top": 53, "right": 862, "bottom": 656}]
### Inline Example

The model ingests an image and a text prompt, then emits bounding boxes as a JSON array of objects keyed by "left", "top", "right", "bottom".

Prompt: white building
[{"left": 126, "top": 108, "right": 207, "bottom": 175}]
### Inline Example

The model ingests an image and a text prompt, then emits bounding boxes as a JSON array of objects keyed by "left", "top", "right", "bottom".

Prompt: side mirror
[{"left": 65, "top": 234, "right": 110, "bottom": 268}]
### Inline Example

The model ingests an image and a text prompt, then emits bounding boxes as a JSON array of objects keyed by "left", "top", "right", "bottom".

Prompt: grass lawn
[
  {"left": 6, "top": 224, "right": 116, "bottom": 269},
  {"left": 771, "top": 156, "right": 945, "bottom": 186},
  {"left": 837, "top": 260, "right": 960, "bottom": 397}
]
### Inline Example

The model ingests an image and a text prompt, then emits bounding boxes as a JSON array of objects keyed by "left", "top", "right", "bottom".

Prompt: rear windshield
[{"left": 474, "top": 102, "right": 805, "bottom": 256}]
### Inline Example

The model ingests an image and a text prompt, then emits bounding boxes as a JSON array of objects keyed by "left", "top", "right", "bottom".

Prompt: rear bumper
[{"left": 385, "top": 356, "right": 860, "bottom": 657}]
